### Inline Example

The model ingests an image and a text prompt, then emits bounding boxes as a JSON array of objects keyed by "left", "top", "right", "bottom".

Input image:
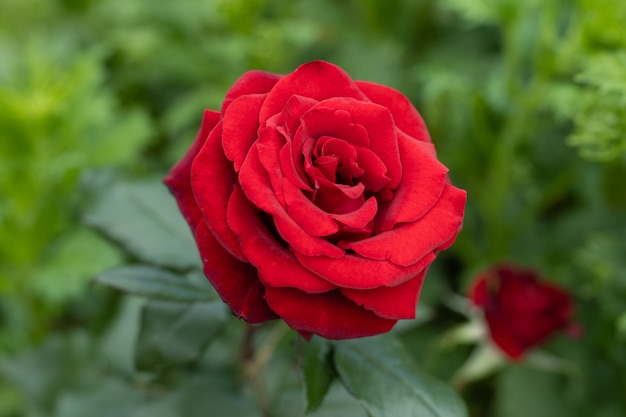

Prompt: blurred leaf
[
  {"left": 53, "top": 378, "right": 142, "bottom": 417},
  {"left": 306, "top": 383, "right": 368, "bottom": 417},
  {"left": 273, "top": 383, "right": 367, "bottom": 417},
  {"left": 99, "top": 296, "right": 143, "bottom": 374},
  {"left": 0, "top": 331, "right": 94, "bottom": 411},
  {"left": 334, "top": 336, "right": 468, "bottom": 417},
  {"left": 95, "top": 266, "right": 213, "bottom": 302},
  {"left": 84, "top": 180, "right": 200, "bottom": 269},
  {"left": 494, "top": 365, "right": 575, "bottom": 417},
  {"left": 301, "top": 336, "right": 334, "bottom": 413},
  {"left": 31, "top": 227, "right": 123, "bottom": 305},
  {"left": 136, "top": 299, "right": 227, "bottom": 370},
  {"left": 129, "top": 375, "right": 258, "bottom": 417}
]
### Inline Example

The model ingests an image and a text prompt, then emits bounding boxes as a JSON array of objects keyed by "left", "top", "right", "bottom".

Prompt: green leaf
[
  {"left": 94, "top": 266, "right": 214, "bottom": 302},
  {"left": 31, "top": 227, "right": 123, "bottom": 305},
  {"left": 301, "top": 336, "right": 335, "bottom": 413},
  {"left": 135, "top": 299, "right": 227, "bottom": 370},
  {"left": 84, "top": 180, "right": 200, "bottom": 269},
  {"left": 53, "top": 378, "right": 142, "bottom": 417},
  {"left": 307, "top": 383, "right": 368, "bottom": 417},
  {"left": 334, "top": 336, "right": 468, "bottom": 417},
  {"left": 129, "top": 375, "right": 258, "bottom": 417},
  {"left": 99, "top": 296, "right": 144, "bottom": 374}
]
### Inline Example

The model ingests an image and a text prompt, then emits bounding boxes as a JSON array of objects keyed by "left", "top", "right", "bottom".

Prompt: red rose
[
  {"left": 165, "top": 60, "right": 466, "bottom": 339},
  {"left": 469, "top": 264, "right": 574, "bottom": 359}
]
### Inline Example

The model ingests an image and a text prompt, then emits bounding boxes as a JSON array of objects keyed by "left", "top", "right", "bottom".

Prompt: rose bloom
[
  {"left": 165, "top": 61, "right": 466, "bottom": 339},
  {"left": 469, "top": 264, "right": 575, "bottom": 359}
]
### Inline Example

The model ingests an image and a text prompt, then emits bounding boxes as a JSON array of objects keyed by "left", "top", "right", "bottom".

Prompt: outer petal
[
  {"left": 227, "top": 186, "right": 335, "bottom": 293},
  {"left": 222, "top": 94, "right": 266, "bottom": 172},
  {"left": 340, "top": 269, "right": 427, "bottom": 320},
  {"left": 264, "top": 287, "right": 397, "bottom": 339},
  {"left": 239, "top": 144, "right": 344, "bottom": 258},
  {"left": 194, "top": 220, "right": 277, "bottom": 323},
  {"left": 356, "top": 80, "right": 431, "bottom": 142},
  {"left": 483, "top": 310, "right": 527, "bottom": 359},
  {"left": 164, "top": 110, "right": 220, "bottom": 230},
  {"left": 221, "top": 70, "right": 283, "bottom": 114},
  {"left": 342, "top": 183, "right": 466, "bottom": 267},
  {"left": 469, "top": 277, "right": 489, "bottom": 308},
  {"left": 375, "top": 134, "right": 448, "bottom": 233},
  {"left": 260, "top": 60, "right": 366, "bottom": 121},
  {"left": 296, "top": 251, "right": 436, "bottom": 289},
  {"left": 191, "top": 121, "right": 247, "bottom": 261}
]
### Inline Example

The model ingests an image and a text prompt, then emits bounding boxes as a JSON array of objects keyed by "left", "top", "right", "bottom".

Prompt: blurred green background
[{"left": 1, "top": 0, "right": 625, "bottom": 416}]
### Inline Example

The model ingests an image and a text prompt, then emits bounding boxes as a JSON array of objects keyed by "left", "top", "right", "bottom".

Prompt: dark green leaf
[
  {"left": 84, "top": 180, "right": 200, "bottom": 269},
  {"left": 94, "top": 266, "right": 214, "bottom": 301},
  {"left": 135, "top": 299, "right": 227, "bottom": 370},
  {"left": 302, "top": 336, "right": 335, "bottom": 413},
  {"left": 334, "top": 336, "right": 468, "bottom": 417}
]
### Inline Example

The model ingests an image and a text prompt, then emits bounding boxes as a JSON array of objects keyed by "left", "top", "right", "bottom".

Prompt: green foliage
[
  {"left": 568, "top": 53, "right": 626, "bottom": 160},
  {"left": 135, "top": 299, "right": 227, "bottom": 370},
  {"left": 0, "top": 37, "right": 150, "bottom": 278},
  {"left": 85, "top": 181, "right": 200, "bottom": 269},
  {"left": 301, "top": 336, "right": 334, "bottom": 413},
  {"left": 1, "top": 0, "right": 626, "bottom": 416},
  {"left": 335, "top": 336, "right": 468, "bottom": 417},
  {"left": 95, "top": 266, "right": 214, "bottom": 302}
]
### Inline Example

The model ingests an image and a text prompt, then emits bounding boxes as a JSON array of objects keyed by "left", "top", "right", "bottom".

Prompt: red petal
[
  {"left": 340, "top": 269, "right": 427, "bottom": 319},
  {"left": 375, "top": 134, "right": 449, "bottom": 232},
  {"left": 331, "top": 197, "right": 378, "bottom": 229},
  {"left": 221, "top": 70, "right": 282, "bottom": 114},
  {"left": 260, "top": 61, "right": 365, "bottom": 121},
  {"left": 484, "top": 310, "right": 527, "bottom": 360},
  {"left": 296, "top": 251, "right": 436, "bottom": 289},
  {"left": 283, "top": 180, "right": 339, "bottom": 236},
  {"left": 299, "top": 106, "right": 370, "bottom": 148},
  {"left": 194, "top": 220, "right": 277, "bottom": 323},
  {"left": 469, "top": 277, "right": 489, "bottom": 307},
  {"left": 307, "top": 98, "right": 402, "bottom": 189},
  {"left": 354, "top": 147, "right": 391, "bottom": 192},
  {"left": 257, "top": 126, "right": 289, "bottom": 205},
  {"left": 343, "top": 183, "right": 466, "bottom": 267},
  {"left": 279, "top": 135, "right": 313, "bottom": 191},
  {"left": 164, "top": 110, "right": 220, "bottom": 230},
  {"left": 264, "top": 287, "right": 397, "bottom": 339},
  {"left": 238, "top": 144, "right": 344, "bottom": 258},
  {"left": 312, "top": 182, "right": 365, "bottom": 214},
  {"left": 356, "top": 80, "right": 431, "bottom": 142},
  {"left": 191, "top": 121, "right": 247, "bottom": 262},
  {"left": 269, "top": 94, "right": 318, "bottom": 139},
  {"left": 222, "top": 94, "right": 265, "bottom": 172},
  {"left": 227, "top": 187, "right": 335, "bottom": 293}
]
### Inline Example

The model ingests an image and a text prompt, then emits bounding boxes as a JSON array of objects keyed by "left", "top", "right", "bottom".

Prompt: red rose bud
[
  {"left": 469, "top": 264, "right": 575, "bottom": 360},
  {"left": 165, "top": 61, "right": 466, "bottom": 339}
]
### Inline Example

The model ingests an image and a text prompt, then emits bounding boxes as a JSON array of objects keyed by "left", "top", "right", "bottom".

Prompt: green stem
[{"left": 242, "top": 322, "right": 291, "bottom": 417}]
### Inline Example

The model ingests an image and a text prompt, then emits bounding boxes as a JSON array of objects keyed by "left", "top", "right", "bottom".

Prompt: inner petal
[
  {"left": 316, "top": 136, "right": 364, "bottom": 184},
  {"left": 314, "top": 155, "right": 338, "bottom": 182},
  {"left": 300, "top": 105, "right": 370, "bottom": 148}
]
